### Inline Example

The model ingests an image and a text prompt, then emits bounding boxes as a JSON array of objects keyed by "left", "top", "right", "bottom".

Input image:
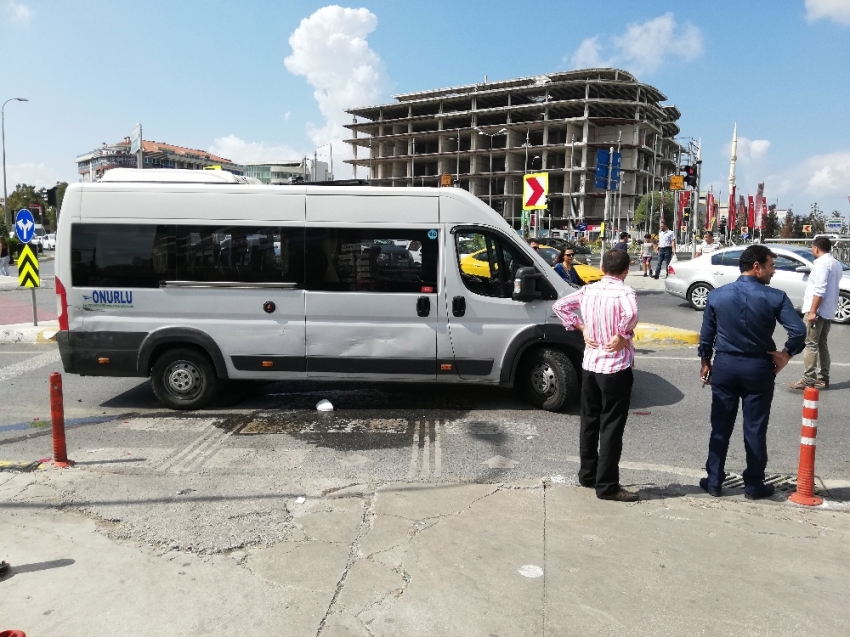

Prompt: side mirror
[
  {"left": 795, "top": 265, "right": 811, "bottom": 273},
  {"left": 512, "top": 266, "right": 544, "bottom": 301}
]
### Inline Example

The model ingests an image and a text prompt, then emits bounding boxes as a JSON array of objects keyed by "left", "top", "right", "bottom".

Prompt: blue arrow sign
[
  {"left": 14, "top": 209, "right": 35, "bottom": 243},
  {"left": 576, "top": 223, "right": 588, "bottom": 232}
]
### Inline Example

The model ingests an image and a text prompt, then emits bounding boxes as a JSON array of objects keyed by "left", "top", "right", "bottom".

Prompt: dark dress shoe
[
  {"left": 745, "top": 484, "right": 776, "bottom": 500},
  {"left": 699, "top": 478, "right": 721, "bottom": 497},
  {"left": 597, "top": 488, "right": 639, "bottom": 502}
]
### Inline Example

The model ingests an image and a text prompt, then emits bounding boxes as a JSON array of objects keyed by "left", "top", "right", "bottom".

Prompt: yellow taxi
[
  {"left": 536, "top": 245, "right": 603, "bottom": 283},
  {"left": 459, "top": 246, "right": 603, "bottom": 283}
]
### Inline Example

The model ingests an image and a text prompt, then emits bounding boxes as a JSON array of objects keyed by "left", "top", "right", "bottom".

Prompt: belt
[{"left": 716, "top": 351, "right": 772, "bottom": 360}]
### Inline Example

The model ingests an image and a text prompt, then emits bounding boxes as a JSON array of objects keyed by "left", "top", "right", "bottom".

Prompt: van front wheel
[
  {"left": 519, "top": 347, "right": 578, "bottom": 411},
  {"left": 151, "top": 348, "right": 218, "bottom": 410}
]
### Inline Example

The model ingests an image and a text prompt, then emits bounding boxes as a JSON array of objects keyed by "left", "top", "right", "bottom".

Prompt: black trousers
[{"left": 579, "top": 367, "right": 634, "bottom": 496}]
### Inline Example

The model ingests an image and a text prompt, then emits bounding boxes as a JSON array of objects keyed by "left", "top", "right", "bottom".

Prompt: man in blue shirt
[{"left": 698, "top": 245, "right": 806, "bottom": 499}]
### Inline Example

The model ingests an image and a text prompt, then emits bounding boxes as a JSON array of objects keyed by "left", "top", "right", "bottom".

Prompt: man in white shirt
[
  {"left": 789, "top": 236, "right": 844, "bottom": 390},
  {"left": 696, "top": 232, "right": 720, "bottom": 257},
  {"left": 653, "top": 220, "right": 676, "bottom": 279}
]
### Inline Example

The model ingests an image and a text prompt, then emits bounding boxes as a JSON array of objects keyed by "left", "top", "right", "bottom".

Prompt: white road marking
[
  {"left": 434, "top": 419, "right": 442, "bottom": 478},
  {"left": 0, "top": 351, "right": 47, "bottom": 355},
  {"left": 179, "top": 424, "right": 244, "bottom": 473},
  {"left": 407, "top": 420, "right": 420, "bottom": 480},
  {"left": 421, "top": 420, "right": 430, "bottom": 479},
  {"left": 156, "top": 424, "right": 220, "bottom": 472},
  {"left": 0, "top": 350, "right": 60, "bottom": 382},
  {"left": 563, "top": 455, "right": 704, "bottom": 479}
]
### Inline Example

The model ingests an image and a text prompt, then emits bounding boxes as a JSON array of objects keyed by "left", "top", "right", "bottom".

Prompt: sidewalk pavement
[
  {"left": 2, "top": 466, "right": 849, "bottom": 636},
  {"left": 0, "top": 321, "right": 59, "bottom": 344}
]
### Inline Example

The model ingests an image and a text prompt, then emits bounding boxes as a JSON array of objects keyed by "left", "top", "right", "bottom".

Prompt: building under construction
[{"left": 344, "top": 68, "right": 683, "bottom": 231}]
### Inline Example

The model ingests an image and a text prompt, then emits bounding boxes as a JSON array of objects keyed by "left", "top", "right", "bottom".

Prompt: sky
[{"left": 1, "top": 0, "right": 849, "bottom": 215}]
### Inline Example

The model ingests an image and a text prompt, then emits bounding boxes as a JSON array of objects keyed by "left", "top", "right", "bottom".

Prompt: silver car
[{"left": 665, "top": 245, "right": 850, "bottom": 324}]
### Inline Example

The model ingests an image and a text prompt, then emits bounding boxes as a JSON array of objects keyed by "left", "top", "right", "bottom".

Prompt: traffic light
[
  {"left": 683, "top": 165, "right": 697, "bottom": 188},
  {"left": 683, "top": 206, "right": 691, "bottom": 219},
  {"left": 46, "top": 186, "right": 58, "bottom": 207}
]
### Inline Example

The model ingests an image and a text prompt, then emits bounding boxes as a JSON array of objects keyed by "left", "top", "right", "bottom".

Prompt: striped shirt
[{"left": 552, "top": 276, "right": 639, "bottom": 374}]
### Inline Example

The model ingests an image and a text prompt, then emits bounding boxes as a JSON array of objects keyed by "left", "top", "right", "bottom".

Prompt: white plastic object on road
[
  {"left": 316, "top": 399, "right": 334, "bottom": 412},
  {"left": 295, "top": 496, "right": 306, "bottom": 504}
]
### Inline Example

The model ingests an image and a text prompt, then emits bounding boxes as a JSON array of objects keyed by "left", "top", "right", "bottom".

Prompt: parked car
[
  {"left": 664, "top": 245, "right": 850, "bottom": 323},
  {"left": 42, "top": 233, "right": 56, "bottom": 250}
]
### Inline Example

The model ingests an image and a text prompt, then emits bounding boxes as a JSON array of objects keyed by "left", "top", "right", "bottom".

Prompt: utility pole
[
  {"left": 601, "top": 144, "right": 614, "bottom": 256},
  {"left": 692, "top": 139, "right": 701, "bottom": 258}
]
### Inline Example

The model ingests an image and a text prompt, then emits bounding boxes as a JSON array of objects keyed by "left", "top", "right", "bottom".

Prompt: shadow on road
[{"left": 631, "top": 369, "right": 686, "bottom": 408}]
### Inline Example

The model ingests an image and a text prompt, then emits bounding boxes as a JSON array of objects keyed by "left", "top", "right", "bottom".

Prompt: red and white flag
[
  {"left": 706, "top": 193, "right": 715, "bottom": 229},
  {"left": 754, "top": 182, "right": 765, "bottom": 230}
]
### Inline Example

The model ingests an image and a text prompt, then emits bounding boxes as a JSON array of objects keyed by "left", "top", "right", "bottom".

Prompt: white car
[
  {"left": 42, "top": 233, "right": 56, "bottom": 250},
  {"left": 665, "top": 245, "right": 850, "bottom": 324}
]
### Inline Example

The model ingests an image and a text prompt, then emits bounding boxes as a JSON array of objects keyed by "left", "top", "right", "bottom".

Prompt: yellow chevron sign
[{"left": 17, "top": 244, "right": 40, "bottom": 288}]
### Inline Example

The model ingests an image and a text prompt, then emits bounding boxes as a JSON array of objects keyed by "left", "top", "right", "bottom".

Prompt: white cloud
[
  {"left": 5, "top": 162, "right": 60, "bottom": 190},
  {"left": 6, "top": 1, "right": 32, "bottom": 25},
  {"left": 569, "top": 37, "right": 611, "bottom": 69},
  {"left": 284, "top": 111, "right": 292, "bottom": 121},
  {"left": 805, "top": 0, "right": 850, "bottom": 25},
  {"left": 564, "top": 13, "right": 703, "bottom": 76},
  {"left": 724, "top": 137, "right": 772, "bottom": 164},
  {"left": 284, "top": 5, "right": 387, "bottom": 161},
  {"left": 208, "top": 135, "right": 301, "bottom": 164},
  {"left": 763, "top": 150, "right": 850, "bottom": 211}
]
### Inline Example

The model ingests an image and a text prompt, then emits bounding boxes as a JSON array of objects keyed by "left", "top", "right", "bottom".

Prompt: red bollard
[
  {"left": 49, "top": 372, "right": 74, "bottom": 468},
  {"left": 789, "top": 386, "right": 822, "bottom": 506}
]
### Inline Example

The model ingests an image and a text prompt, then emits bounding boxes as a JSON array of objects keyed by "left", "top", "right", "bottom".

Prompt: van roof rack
[
  {"left": 99, "top": 168, "right": 256, "bottom": 184},
  {"left": 303, "top": 179, "right": 369, "bottom": 186}
]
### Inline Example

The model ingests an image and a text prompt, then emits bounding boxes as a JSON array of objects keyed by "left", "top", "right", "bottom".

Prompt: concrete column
[{"left": 542, "top": 104, "right": 549, "bottom": 170}]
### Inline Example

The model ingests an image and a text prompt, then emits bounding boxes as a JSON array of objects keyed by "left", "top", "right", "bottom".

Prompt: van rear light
[
  {"left": 55, "top": 276, "right": 69, "bottom": 331},
  {"left": 667, "top": 266, "right": 676, "bottom": 276}
]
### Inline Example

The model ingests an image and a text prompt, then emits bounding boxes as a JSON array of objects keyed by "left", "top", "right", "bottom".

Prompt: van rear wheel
[
  {"left": 151, "top": 348, "right": 217, "bottom": 410},
  {"left": 519, "top": 347, "right": 578, "bottom": 412}
]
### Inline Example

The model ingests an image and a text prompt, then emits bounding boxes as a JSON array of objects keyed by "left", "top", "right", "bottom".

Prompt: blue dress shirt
[{"left": 699, "top": 275, "right": 806, "bottom": 360}]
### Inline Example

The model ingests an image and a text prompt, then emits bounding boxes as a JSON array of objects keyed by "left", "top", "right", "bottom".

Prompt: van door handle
[
  {"left": 416, "top": 296, "right": 431, "bottom": 317},
  {"left": 452, "top": 296, "right": 466, "bottom": 317}
]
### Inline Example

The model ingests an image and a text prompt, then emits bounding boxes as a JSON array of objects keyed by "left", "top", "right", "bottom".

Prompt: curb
[
  {"left": 0, "top": 321, "right": 59, "bottom": 344},
  {"left": 634, "top": 322, "right": 699, "bottom": 347}
]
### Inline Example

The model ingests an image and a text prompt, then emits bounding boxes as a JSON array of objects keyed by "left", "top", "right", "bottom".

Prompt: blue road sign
[
  {"left": 595, "top": 149, "right": 623, "bottom": 190},
  {"left": 576, "top": 223, "right": 588, "bottom": 232},
  {"left": 14, "top": 209, "right": 36, "bottom": 243}
]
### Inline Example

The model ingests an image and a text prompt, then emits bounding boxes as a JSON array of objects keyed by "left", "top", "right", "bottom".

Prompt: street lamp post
[
  {"left": 2, "top": 97, "right": 28, "bottom": 230},
  {"left": 475, "top": 127, "right": 507, "bottom": 209}
]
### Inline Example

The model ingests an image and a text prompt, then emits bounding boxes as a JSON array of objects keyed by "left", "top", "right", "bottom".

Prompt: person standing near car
[
  {"left": 553, "top": 249, "right": 640, "bottom": 502},
  {"left": 654, "top": 221, "right": 676, "bottom": 279},
  {"left": 788, "top": 236, "right": 843, "bottom": 391},
  {"left": 696, "top": 232, "right": 720, "bottom": 257},
  {"left": 0, "top": 238, "right": 10, "bottom": 276},
  {"left": 698, "top": 245, "right": 806, "bottom": 499},
  {"left": 554, "top": 248, "right": 586, "bottom": 286}
]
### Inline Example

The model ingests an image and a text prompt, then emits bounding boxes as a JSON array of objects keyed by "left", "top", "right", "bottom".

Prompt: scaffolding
[{"left": 344, "top": 68, "right": 683, "bottom": 232}]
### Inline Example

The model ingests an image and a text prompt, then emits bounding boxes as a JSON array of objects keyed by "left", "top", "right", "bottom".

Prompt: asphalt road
[{"left": 2, "top": 283, "right": 848, "bottom": 488}]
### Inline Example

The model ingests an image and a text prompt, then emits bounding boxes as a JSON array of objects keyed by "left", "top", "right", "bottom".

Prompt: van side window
[
  {"left": 455, "top": 231, "right": 532, "bottom": 298},
  {"left": 71, "top": 224, "right": 173, "bottom": 288},
  {"left": 305, "top": 228, "right": 438, "bottom": 293},
  {"left": 175, "top": 226, "right": 304, "bottom": 286},
  {"left": 70, "top": 224, "right": 305, "bottom": 288}
]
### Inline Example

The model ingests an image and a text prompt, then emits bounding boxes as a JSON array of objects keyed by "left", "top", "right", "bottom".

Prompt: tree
[
  {"left": 780, "top": 209, "right": 794, "bottom": 238},
  {"left": 633, "top": 190, "right": 675, "bottom": 233},
  {"left": 763, "top": 204, "right": 780, "bottom": 239},
  {"left": 6, "top": 183, "right": 47, "bottom": 226}
]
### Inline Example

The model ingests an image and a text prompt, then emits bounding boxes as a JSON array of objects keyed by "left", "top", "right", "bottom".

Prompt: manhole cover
[{"left": 721, "top": 473, "right": 802, "bottom": 492}]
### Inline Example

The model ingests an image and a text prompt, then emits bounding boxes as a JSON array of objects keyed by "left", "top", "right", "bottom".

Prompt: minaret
[{"left": 728, "top": 123, "right": 737, "bottom": 193}]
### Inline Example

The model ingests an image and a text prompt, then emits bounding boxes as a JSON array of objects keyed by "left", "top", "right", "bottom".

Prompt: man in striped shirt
[{"left": 553, "top": 249, "right": 640, "bottom": 502}]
